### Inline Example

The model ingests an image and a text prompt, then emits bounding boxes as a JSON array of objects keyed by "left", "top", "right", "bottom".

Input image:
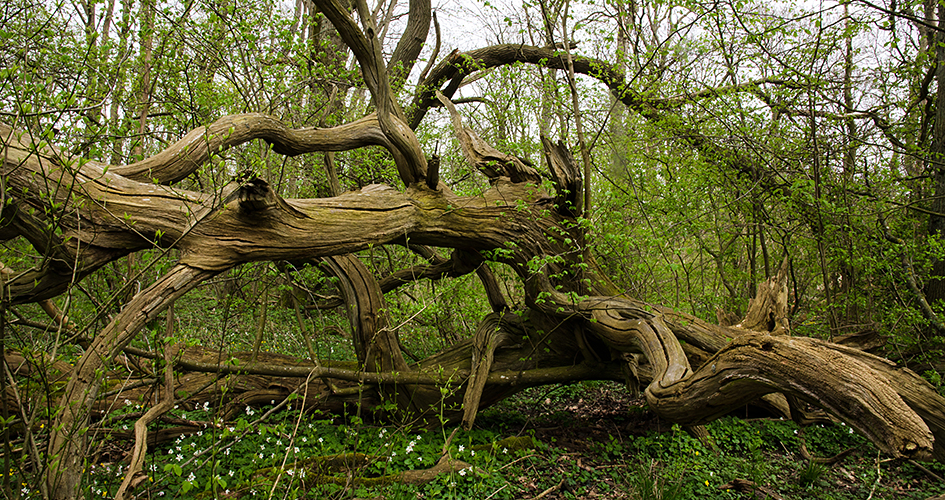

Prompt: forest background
[{"left": 5, "top": 0, "right": 945, "bottom": 498}]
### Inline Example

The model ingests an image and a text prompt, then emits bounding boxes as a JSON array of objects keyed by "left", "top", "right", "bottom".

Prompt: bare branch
[
  {"left": 435, "top": 90, "right": 541, "bottom": 183},
  {"left": 312, "top": 0, "right": 428, "bottom": 185},
  {"left": 112, "top": 114, "right": 396, "bottom": 184}
]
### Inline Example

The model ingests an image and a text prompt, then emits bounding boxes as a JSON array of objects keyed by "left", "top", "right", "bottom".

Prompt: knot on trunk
[
  {"left": 226, "top": 171, "right": 307, "bottom": 219},
  {"left": 235, "top": 173, "right": 274, "bottom": 213}
]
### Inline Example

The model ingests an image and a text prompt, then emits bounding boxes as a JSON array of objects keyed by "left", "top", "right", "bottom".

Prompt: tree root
[
  {"left": 719, "top": 478, "right": 785, "bottom": 500},
  {"left": 798, "top": 442, "right": 857, "bottom": 465},
  {"left": 240, "top": 454, "right": 476, "bottom": 495}
]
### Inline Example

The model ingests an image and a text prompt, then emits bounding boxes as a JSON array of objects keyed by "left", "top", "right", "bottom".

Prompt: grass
[{"left": 70, "top": 382, "right": 945, "bottom": 499}]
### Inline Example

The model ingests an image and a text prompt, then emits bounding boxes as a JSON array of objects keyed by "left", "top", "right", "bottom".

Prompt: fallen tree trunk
[{"left": 2, "top": 19, "right": 945, "bottom": 495}]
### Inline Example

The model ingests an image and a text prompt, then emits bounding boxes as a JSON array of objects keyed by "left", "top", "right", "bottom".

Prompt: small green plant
[
  {"left": 628, "top": 460, "right": 685, "bottom": 500},
  {"left": 925, "top": 369, "right": 945, "bottom": 396},
  {"left": 797, "top": 460, "right": 829, "bottom": 488}
]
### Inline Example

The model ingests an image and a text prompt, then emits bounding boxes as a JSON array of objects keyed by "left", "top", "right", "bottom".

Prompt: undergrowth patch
[{"left": 78, "top": 382, "right": 945, "bottom": 499}]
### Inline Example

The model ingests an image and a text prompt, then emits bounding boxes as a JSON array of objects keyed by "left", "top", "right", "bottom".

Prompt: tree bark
[
  {"left": 5, "top": 19, "right": 945, "bottom": 496},
  {"left": 927, "top": 3, "right": 945, "bottom": 306},
  {"left": 46, "top": 265, "right": 216, "bottom": 499},
  {"left": 4, "top": 111, "right": 943, "bottom": 484}
]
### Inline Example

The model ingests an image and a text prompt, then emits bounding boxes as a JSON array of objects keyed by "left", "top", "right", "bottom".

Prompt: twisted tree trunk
[
  {"left": 5, "top": 109, "right": 945, "bottom": 498},
  {"left": 3, "top": 2, "right": 945, "bottom": 497}
]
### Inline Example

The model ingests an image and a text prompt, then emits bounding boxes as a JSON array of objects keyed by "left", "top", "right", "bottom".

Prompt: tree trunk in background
[
  {"left": 926, "top": 3, "right": 945, "bottom": 307},
  {"left": 108, "top": 0, "right": 135, "bottom": 164},
  {"left": 79, "top": 0, "right": 102, "bottom": 128},
  {"left": 608, "top": 0, "right": 629, "bottom": 177},
  {"left": 838, "top": 0, "right": 860, "bottom": 326},
  {"left": 123, "top": 0, "right": 156, "bottom": 303},
  {"left": 131, "top": 0, "right": 154, "bottom": 160}
]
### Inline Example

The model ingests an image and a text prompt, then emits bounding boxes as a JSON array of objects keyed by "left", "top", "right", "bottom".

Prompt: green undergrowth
[{"left": 78, "top": 384, "right": 945, "bottom": 499}]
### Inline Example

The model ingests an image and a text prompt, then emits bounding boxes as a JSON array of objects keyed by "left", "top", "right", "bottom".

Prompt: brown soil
[{"left": 476, "top": 382, "right": 661, "bottom": 454}]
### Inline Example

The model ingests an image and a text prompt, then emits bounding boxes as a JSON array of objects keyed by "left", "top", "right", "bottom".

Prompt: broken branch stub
[
  {"left": 541, "top": 135, "right": 582, "bottom": 217},
  {"left": 436, "top": 90, "right": 542, "bottom": 183},
  {"left": 734, "top": 257, "right": 791, "bottom": 334}
]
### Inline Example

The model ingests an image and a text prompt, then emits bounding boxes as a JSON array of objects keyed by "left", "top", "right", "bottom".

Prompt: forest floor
[
  {"left": 80, "top": 381, "right": 945, "bottom": 500},
  {"left": 475, "top": 382, "right": 945, "bottom": 499}
]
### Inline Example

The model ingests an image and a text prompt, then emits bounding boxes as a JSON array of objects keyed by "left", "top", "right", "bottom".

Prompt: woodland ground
[{"left": 75, "top": 381, "right": 945, "bottom": 500}]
